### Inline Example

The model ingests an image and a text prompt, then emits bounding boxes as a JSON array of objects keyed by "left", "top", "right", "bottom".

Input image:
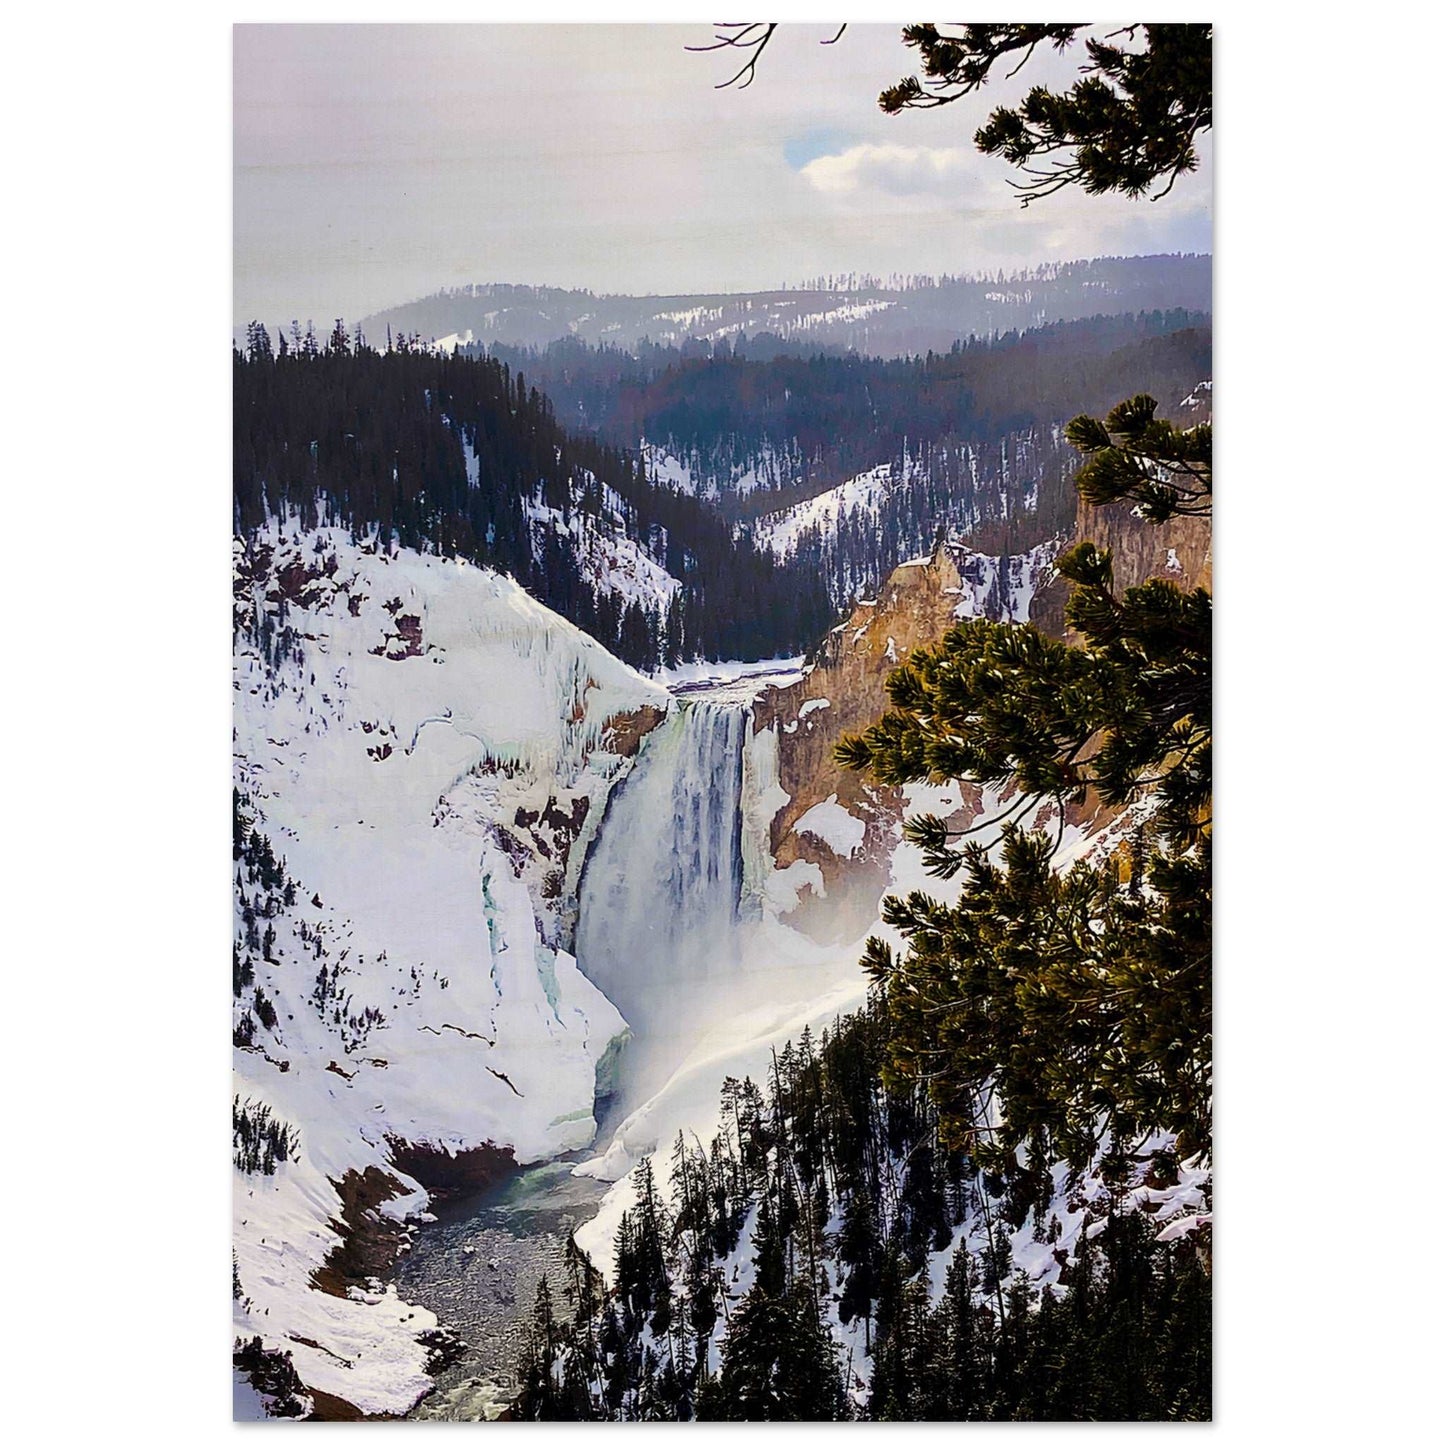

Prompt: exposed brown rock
[
  {"left": 385, "top": 1138, "right": 517, "bottom": 1200},
  {"left": 753, "top": 547, "right": 986, "bottom": 941},
  {"left": 751, "top": 468, "right": 1211, "bottom": 941},
  {"left": 310, "top": 1166, "right": 410, "bottom": 1299},
  {"left": 604, "top": 703, "right": 667, "bottom": 758}
]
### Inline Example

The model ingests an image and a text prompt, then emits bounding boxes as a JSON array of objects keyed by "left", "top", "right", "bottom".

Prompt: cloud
[{"left": 800, "top": 143, "right": 985, "bottom": 199}]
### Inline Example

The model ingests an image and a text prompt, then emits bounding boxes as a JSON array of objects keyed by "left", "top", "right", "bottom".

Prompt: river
[{"left": 396, "top": 1159, "right": 608, "bottom": 1420}]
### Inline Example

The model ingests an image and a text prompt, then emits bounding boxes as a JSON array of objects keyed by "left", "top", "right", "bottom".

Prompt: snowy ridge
[
  {"left": 746, "top": 427, "right": 1073, "bottom": 614},
  {"left": 232, "top": 518, "right": 669, "bottom": 1414},
  {"left": 359, "top": 258, "right": 1212, "bottom": 361},
  {"left": 751, "top": 456, "right": 913, "bottom": 561}
]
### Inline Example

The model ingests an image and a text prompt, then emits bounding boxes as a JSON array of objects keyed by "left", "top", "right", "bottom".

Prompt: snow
[
  {"left": 950, "top": 539, "right": 1061, "bottom": 624},
  {"left": 232, "top": 1368, "right": 281, "bottom": 1421},
  {"left": 233, "top": 516, "right": 669, "bottom": 1414},
  {"left": 790, "top": 297, "right": 895, "bottom": 330},
  {"left": 657, "top": 654, "right": 805, "bottom": 699},
  {"left": 235, "top": 512, "right": 1206, "bottom": 1413},
  {"left": 429, "top": 329, "right": 475, "bottom": 354},
  {"left": 793, "top": 794, "right": 866, "bottom": 858},
  {"left": 1156, "top": 1212, "right": 1211, "bottom": 1244},
  {"left": 762, "top": 858, "right": 826, "bottom": 914},
  {"left": 573, "top": 949, "right": 870, "bottom": 1239},
  {"left": 525, "top": 485, "right": 679, "bottom": 616},
  {"left": 560, "top": 687, "right": 1207, "bottom": 1405},
  {"left": 641, "top": 439, "right": 802, "bottom": 501},
  {"left": 752, "top": 460, "right": 902, "bottom": 560},
  {"left": 741, "top": 722, "right": 791, "bottom": 914},
  {"left": 571, "top": 782, "right": 974, "bottom": 1276}
]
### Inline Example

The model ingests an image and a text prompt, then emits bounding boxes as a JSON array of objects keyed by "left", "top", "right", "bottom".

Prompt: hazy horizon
[{"left": 235, "top": 24, "right": 1212, "bottom": 331}]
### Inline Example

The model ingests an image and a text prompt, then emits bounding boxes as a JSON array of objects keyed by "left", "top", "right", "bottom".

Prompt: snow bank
[
  {"left": 793, "top": 793, "right": 866, "bottom": 858},
  {"left": 233, "top": 518, "right": 668, "bottom": 1414}
]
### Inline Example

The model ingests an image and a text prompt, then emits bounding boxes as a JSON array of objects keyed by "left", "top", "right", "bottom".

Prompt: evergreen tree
[
  {"left": 705, "top": 1285, "right": 846, "bottom": 1421},
  {"left": 878, "top": 25, "right": 1212, "bottom": 204}
]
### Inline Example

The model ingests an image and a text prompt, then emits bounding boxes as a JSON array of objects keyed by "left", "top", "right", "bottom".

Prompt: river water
[{"left": 396, "top": 1160, "right": 608, "bottom": 1420}]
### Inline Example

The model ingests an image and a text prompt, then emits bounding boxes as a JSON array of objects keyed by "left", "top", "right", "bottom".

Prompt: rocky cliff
[
  {"left": 751, "top": 548, "right": 1000, "bottom": 940},
  {"left": 1030, "top": 497, "right": 1211, "bottom": 638},
  {"left": 750, "top": 375, "right": 1211, "bottom": 937}
]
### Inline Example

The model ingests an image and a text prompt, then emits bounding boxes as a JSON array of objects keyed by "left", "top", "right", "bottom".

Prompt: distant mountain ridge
[{"left": 355, "top": 254, "right": 1210, "bottom": 361}]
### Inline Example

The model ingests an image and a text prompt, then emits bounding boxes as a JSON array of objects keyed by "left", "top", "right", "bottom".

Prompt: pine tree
[
  {"left": 878, "top": 26, "right": 1211, "bottom": 205},
  {"left": 706, "top": 1284, "right": 846, "bottom": 1421}
]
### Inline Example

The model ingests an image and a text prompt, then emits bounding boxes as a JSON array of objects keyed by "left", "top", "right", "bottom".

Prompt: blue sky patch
[{"left": 784, "top": 128, "right": 857, "bottom": 171}]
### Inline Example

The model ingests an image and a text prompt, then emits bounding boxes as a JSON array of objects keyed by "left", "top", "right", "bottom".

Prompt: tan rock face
[
  {"left": 1028, "top": 448, "right": 1212, "bottom": 834},
  {"left": 752, "top": 548, "right": 986, "bottom": 941},
  {"left": 603, "top": 703, "right": 668, "bottom": 759},
  {"left": 1031, "top": 493, "right": 1212, "bottom": 639},
  {"left": 1031, "top": 389, "right": 1213, "bottom": 636}
]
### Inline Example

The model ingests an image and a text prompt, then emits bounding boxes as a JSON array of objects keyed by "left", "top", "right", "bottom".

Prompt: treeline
[
  {"left": 233, "top": 330, "right": 834, "bottom": 668},
  {"left": 357, "top": 254, "right": 1210, "bottom": 360},
  {"left": 513, "top": 1001, "right": 1209, "bottom": 1421}
]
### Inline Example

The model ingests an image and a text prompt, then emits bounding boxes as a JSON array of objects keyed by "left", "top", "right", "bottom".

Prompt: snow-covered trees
[
  {"left": 233, "top": 339, "right": 832, "bottom": 668},
  {"left": 231, "top": 1097, "right": 298, "bottom": 1174}
]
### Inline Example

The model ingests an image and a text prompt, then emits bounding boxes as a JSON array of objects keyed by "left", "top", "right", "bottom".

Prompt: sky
[{"left": 236, "top": 22, "right": 1212, "bottom": 331}]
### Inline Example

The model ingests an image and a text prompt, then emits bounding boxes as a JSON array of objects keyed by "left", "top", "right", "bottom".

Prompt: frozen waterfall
[{"left": 574, "top": 700, "right": 748, "bottom": 1095}]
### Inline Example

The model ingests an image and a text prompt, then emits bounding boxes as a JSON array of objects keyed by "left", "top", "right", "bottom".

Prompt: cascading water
[{"left": 574, "top": 699, "right": 749, "bottom": 1098}]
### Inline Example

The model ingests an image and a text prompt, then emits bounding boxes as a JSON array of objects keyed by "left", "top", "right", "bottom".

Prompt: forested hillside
[
  {"left": 499, "top": 385, "right": 1215, "bottom": 1424},
  {"left": 233, "top": 329, "right": 833, "bottom": 669},
  {"left": 513, "top": 1001, "right": 1209, "bottom": 1422},
  {"left": 481, "top": 311, "right": 1210, "bottom": 516}
]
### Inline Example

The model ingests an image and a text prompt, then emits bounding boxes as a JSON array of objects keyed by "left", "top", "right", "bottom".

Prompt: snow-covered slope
[
  {"left": 356, "top": 258, "right": 1212, "bottom": 361},
  {"left": 641, "top": 438, "right": 805, "bottom": 502},
  {"left": 232, "top": 519, "right": 669, "bottom": 1414},
  {"left": 571, "top": 774, "right": 1084, "bottom": 1251},
  {"left": 570, "top": 778, "right": 1204, "bottom": 1406},
  {"left": 525, "top": 476, "right": 680, "bottom": 618},
  {"left": 562, "top": 528, "right": 1207, "bottom": 1405},
  {"left": 945, "top": 539, "right": 1062, "bottom": 624},
  {"left": 751, "top": 456, "right": 917, "bottom": 560}
]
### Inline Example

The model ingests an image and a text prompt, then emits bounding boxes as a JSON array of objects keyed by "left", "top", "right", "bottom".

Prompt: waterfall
[{"left": 574, "top": 700, "right": 748, "bottom": 1079}]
